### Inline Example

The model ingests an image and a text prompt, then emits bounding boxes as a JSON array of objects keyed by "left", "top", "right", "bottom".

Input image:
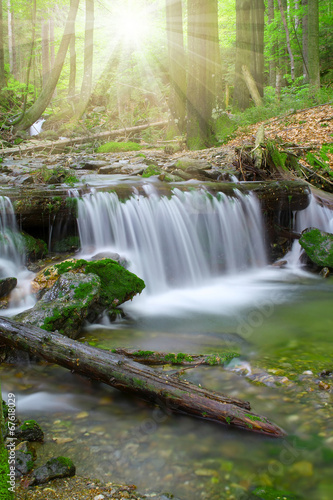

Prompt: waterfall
[
  {"left": 77, "top": 188, "right": 267, "bottom": 293},
  {"left": 0, "top": 196, "right": 22, "bottom": 271},
  {"left": 287, "top": 195, "right": 333, "bottom": 266},
  {"left": 0, "top": 196, "right": 35, "bottom": 314}
]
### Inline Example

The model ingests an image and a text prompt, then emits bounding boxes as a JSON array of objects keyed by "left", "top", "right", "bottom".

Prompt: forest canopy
[{"left": 0, "top": 0, "right": 332, "bottom": 148}]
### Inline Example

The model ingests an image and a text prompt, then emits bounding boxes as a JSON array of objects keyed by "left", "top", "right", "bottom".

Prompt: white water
[
  {"left": 29, "top": 118, "right": 45, "bottom": 136},
  {"left": 287, "top": 196, "right": 333, "bottom": 267},
  {"left": 0, "top": 196, "right": 35, "bottom": 314},
  {"left": 78, "top": 188, "right": 267, "bottom": 294}
]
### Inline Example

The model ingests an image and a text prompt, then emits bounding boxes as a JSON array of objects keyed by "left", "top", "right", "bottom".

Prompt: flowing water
[
  {"left": 1, "top": 189, "right": 333, "bottom": 499},
  {"left": 0, "top": 197, "right": 35, "bottom": 314}
]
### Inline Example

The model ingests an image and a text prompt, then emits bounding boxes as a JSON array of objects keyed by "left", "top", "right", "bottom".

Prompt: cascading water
[
  {"left": 78, "top": 187, "right": 267, "bottom": 294},
  {"left": 287, "top": 195, "right": 333, "bottom": 266},
  {"left": 0, "top": 196, "right": 35, "bottom": 314}
]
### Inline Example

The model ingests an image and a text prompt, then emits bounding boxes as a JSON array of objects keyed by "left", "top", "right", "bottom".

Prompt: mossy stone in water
[
  {"left": 299, "top": 228, "right": 333, "bottom": 268},
  {"left": 252, "top": 486, "right": 301, "bottom": 499},
  {"left": 29, "top": 456, "right": 75, "bottom": 485}
]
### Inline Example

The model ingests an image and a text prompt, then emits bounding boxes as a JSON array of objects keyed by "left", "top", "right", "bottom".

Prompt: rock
[
  {"left": 158, "top": 172, "right": 184, "bottom": 182},
  {"left": 91, "top": 252, "right": 129, "bottom": 268},
  {"left": 299, "top": 228, "right": 333, "bottom": 268},
  {"left": 81, "top": 160, "right": 108, "bottom": 170},
  {"left": 17, "top": 258, "right": 145, "bottom": 338},
  {"left": 14, "top": 174, "right": 34, "bottom": 185},
  {"left": 252, "top": 486, "right": 300, "bottom": 499},
  {"left": 175, "top": 156, "right": 211, "bottom": 172},
  {"left": 15, "top": 272, "right": 102, "bottom": 339},
  {"left": 15, "top": 420, "right": 44, "bottom": 442},
  {"left": 0, "top": 277, "right": 17, "bottom": 299},
  {"left": 28, "top": 456, "right": 75, "bottom": 485},
  {"left": 15, "top": 441, "right": 37, "bottom": 477},
  {"left": 171, "top": 169, "right": 192, "bottom": 181},
  {"left": 320, "top": 266, "right": 330, "bottom": 278}
]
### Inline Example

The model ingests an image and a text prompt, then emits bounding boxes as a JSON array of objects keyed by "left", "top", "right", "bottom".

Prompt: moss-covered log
[{"left": 0, "top": 317, "right": 285, "bottom": 437}]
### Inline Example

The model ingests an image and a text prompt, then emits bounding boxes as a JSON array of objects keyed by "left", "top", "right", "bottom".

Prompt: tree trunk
[
  {"left": 267, "top": 0, "right": 276, "bottom": 88},
  {"left": 68, "top": 2, "right": 76, "bottom": 101},
  {"left": 187, "top": 0, "right": 219, "bottom": 148},
  {"left": 277, "top": 0, "right": 295, "bottom": 80},
  {"left": 250, "top": 0, "right": 264, "bottom": 97},
  {"left": 0, "top": 317, "right": 286, "bottom": 437},
  {"left": 0, "top": 0, "right": 5, "bottom": 87},
  {"left": 74, "top": 0, "right": 94, "bottom": 119},
  {"left": 242, "top": 65, "right": 263, "bottom": 107},
  {"left": 14, "top": 0, "right": 80, "bottom": 132},
  {"left": 7, "top": 0, "right": 17, "bottom": 77},
  {"left": 41, "top": 18, "right": 50, "bottom": 87},
  {"left": 307, "top": 0, "right": 320, "bottom": 90},
  {"left": 234, "top": 0, "right": 251, "bottom": 110},
  {"left": 302, "top": 0, "right": 309, "bottom": 82},
  {"left": 165, "top": 0, "right": 186, "bottom": 134}
]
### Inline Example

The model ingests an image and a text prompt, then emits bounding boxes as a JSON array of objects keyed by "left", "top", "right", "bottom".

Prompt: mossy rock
[
  {"left": 142, "top": 164, "right": 163, "bottom": 177},
  {"left": 252, "top": 486, "right": 301, "bottom": 499},
  {"left": 299, "top": 228, "right": 333, "bottom": 269},
  {"left": 96, "top": 141, "right": 141, "bottom": 153},
  {"left": 52, "top": 236, "right": 80, "bottom": 253},
  {"left": 15, "top": 420, "right": 44, "bottom": 443},
  {"left": 20, "top": 232, "right": 48, "bottom": 261},
  {"left": 29, "top": 456, "right": 75, "bottom": 486},
  {"left": 17, "top": 258, "right": 145, "bottom": 338}
]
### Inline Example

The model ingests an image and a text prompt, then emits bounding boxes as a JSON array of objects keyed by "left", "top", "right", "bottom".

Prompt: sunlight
[{"left": 114, "top": 4, "right": 153, "bottom": 45}]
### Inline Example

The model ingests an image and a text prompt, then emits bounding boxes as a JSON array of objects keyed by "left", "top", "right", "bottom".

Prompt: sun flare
[{"left": 115, "top": 5, "right": 153, "bottom": 45}]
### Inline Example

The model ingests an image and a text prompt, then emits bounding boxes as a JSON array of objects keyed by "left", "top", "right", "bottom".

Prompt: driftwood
[
  {"left": 0, "top": 121, "right": 168, "bottom": 157},
  {"left": 0, "top": 317, "right": 285, "bottom": 437}
]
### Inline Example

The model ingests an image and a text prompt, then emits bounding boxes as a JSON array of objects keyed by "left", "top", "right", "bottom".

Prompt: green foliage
[
  {"left": 214, "top": 112, "right": 237, "bottom": 144},
  {"left": 306, "top": 144, "right": 333, "bottom": 178},
  {"left": 142, "top": 165, "right": 161, "bottom": 177},
  {"left": 96, "top": 141, "right": 142, "bottom": 153}
]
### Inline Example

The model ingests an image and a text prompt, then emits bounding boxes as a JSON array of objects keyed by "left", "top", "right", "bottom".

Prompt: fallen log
[
  {"left": 0, "top": 317, "right": 285, "bottom": 437},
  {"left": 0, "top": 120, "right": 168, "bottom": 157}
]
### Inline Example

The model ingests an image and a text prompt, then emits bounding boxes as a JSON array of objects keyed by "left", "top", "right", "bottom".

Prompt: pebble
[{"left": 94, "top": 495, "right": 105, "bottom": 500}]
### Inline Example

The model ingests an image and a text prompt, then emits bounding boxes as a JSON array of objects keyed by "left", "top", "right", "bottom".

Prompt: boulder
[
  {"left": 28, "top": 456, "right": 75, "bottom": 486},
  {"left": 0, "top": 277, "right": 17, "bottom": 299},
  {"left": 15, "top": 420, "right": 44, "bottom": 443},
  {"left": 15, "top": 441, "right": 37, "bottom": 477},
  {"left": 16, "top": 258, "right": 145, "bottom": 338},
  {"left": 299, "top": 228, "right": 333, "bottom": 269}
]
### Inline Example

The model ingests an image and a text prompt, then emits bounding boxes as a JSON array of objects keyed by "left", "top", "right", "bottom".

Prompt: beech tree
[
  {"left": 0, "top": 0, "right": 5, "bottom": 88},
  {"left": 187, "top": 0, "right": 220, "bottom": 148},
  {"left": 165, "top": 0, "right": 186, "bottom": 134},
  {"left": 308, "top": 0, "right": 320, "bottom": 89}
]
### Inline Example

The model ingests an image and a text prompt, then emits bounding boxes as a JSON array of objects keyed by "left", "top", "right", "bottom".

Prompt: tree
[
  {"left": 250, "top": 0, "right": 264, "bottom": 97},
  {"left": 73, "top": 0, "right": 94, "bottom": 119},
  {"left": 14, "top": 0, "right": 80, "bottom": 132},
  {"left": 68, "top": 0, "right": 77, "bottom": 99},
  {"left": 186, "top": 0, "right": 220, "bottom": 148},
  {"left": 277, "top": 0, "right": 295, "bottom": 80},
  {"left": 308, "top": 0, "right": 320, "bottom": 89},
  {"left": 267, "top": 0, "right": 276, "bottom": 87},
  {"left": 165, "top": 0, "right": 186, "bottom": 134},
  {"left": 41, "top": 18, "right": 50, "bottom": 87},
  {"left": 0, "top": 0, "right": 5, "bottom": 88}
]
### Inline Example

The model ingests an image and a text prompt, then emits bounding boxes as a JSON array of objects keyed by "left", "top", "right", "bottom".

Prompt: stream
[{"left": 0, "top": 186, "right": 333, "bottom": 499}]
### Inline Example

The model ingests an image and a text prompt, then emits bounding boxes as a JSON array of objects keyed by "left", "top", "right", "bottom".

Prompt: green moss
[
  {"left": 54, "top": 456, "right": 74, "bottom": 468},
  {"left": 225, "top": 416, "right": 231, "bottom": 425},
  {"left": 142, "top": 165, "right": 161, "bottom": 178},
  {"left": 20, "top": 419, "right": 38, "bottom": 431},
  {"left": 96, "top": 141, "right": 141, "bottom": 153},
  {"left": 244, "top": 414, "right": 263, "bottom": 422},
  {"left": 132, "top": 350, "right": 155, "bottom": 357},
  {"left": 53, "top": 236, "right": 80, "bottom": 253},
  {"left": 299, "top": 228, "right": 333, "bottom": 268},
  {"left": 65, "top": 197, "right": 79, "bottom": 216}
]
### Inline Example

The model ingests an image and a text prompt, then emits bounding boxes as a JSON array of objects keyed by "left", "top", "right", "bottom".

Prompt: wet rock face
[
  {"left": 28, "top": 456, "right": 76, "bottom": 486},
  {"left": 299, "top": 228, "right": 333, "bottom": 269},
  {"left": 15, "top": 272, "right": 101, "bottom": 339},
  {"left": 0, "top": 277, "right": 17, "bottom": 299}
]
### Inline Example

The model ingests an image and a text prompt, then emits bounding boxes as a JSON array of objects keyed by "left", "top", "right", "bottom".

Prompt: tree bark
[
  {"left": 0, "top": 317, "right": 286, "bottom": 437},
  {"left": 74, "top": 0, "right": 94, "bottom": 119},
  {"left": 250, "top": 0, "right": 264, "bottom": 97},
  {"left": 68, "top": 1, "right": 77, "bottom": 101},
  {"left": 165, "top": 0, "right": 186, "bottom": 134},
  {"left": 302, "top": 0, "right": 309, "bottom": 82},
  {"left": 0, "top": 0, "right": 5, "bottom": 88},
  {"left": 111, "top": 349, "right": 237, "bottom": 367},
  {"left": 41, "top": 18, "right": 50, "bottom": 88},
  {"left": 14, "top": 0, "right": 80, "bottom": 133},
  {"left": 307, "top": 0, "right": 320, "bottom": 90},
  {"left": 234, "top": 0, "right": 251, "bottom": 110},
  {"left": 267, "top": 0, "right": 276, "bottom": 88},
  {"left": 242, "top": 65, "right": 263, "bottom": 107},
  {"left": 277, "top": 0, "right": 295, "bottom": 80},
  {"left": 186, "top": 0, "right": 219, "bottom": 148}
]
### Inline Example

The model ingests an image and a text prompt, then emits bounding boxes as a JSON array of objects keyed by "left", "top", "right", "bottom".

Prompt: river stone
[
  {"left": 28, "top": 456, "right": 75, "bottom": 485},
  {"left": 82, "top": 160, "right": 108, "bottom": 170},
  {"left": 15, "top": 442, "right": 37, "bottom": 477},
  {"left": 14, "top": 174, "right": 34, "bottom": 185},
  {"left": 15, "top": 272, "right": 102, "bottom": 339},
  {"left": 299, "top": 228, "right": 333, "bottom": 268},
  {"left": 175, "top": 156, "right": 211, "bottom": 172},
  {"left": 15, "top": 420, "right": 44, "bottom": 442},
  {"left": 0, "top": 277, "right": 17, "bottom": 298}
]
